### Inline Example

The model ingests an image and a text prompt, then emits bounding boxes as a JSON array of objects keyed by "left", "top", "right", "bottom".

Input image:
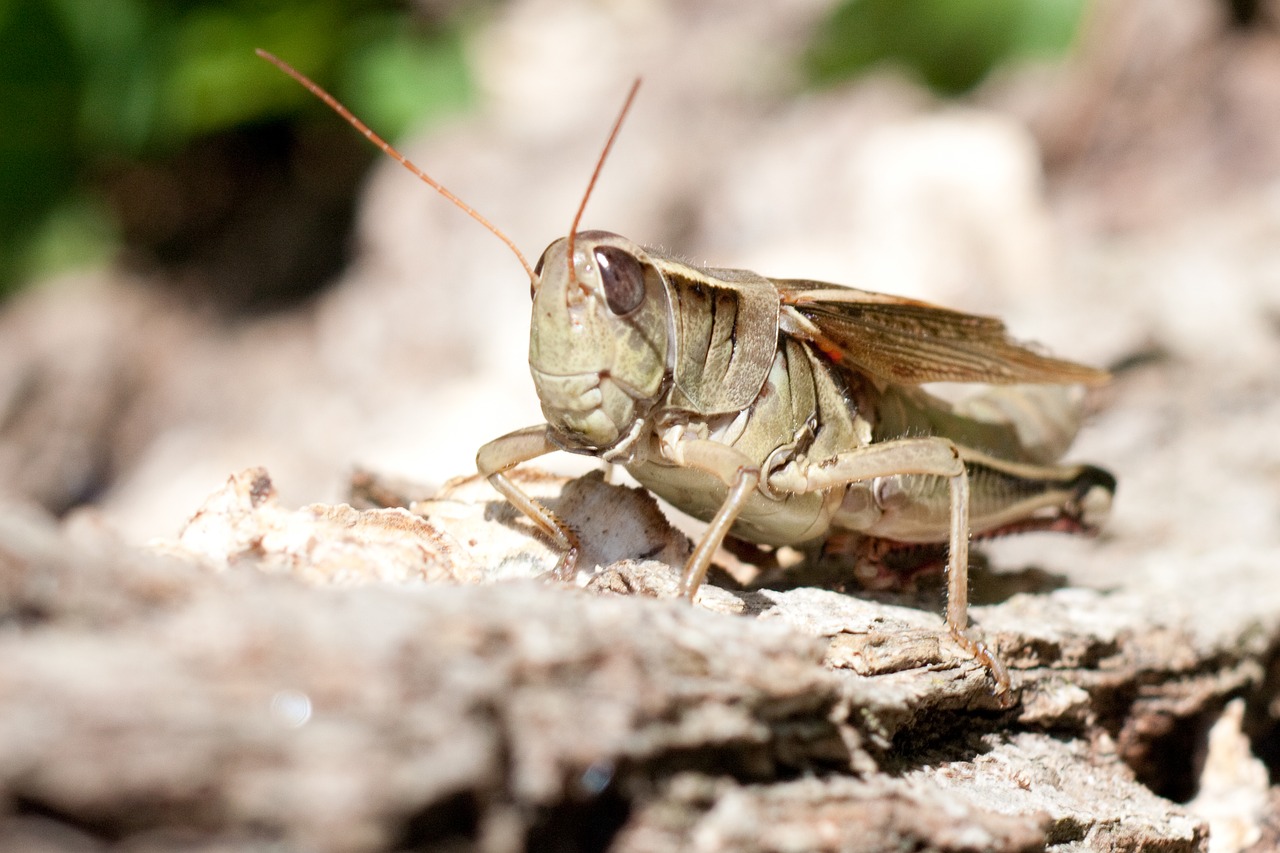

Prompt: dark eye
[{"left": 594, "top": 246, "right": 646, "bottom": 315}]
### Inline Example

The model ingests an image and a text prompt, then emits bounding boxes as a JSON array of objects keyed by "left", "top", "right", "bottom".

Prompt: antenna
[
  {"left": 565, "top": 79, "right": 642, "bottom": 283},
  {"left": 256, "top": 49, "right": 535, "bottom": 285}
]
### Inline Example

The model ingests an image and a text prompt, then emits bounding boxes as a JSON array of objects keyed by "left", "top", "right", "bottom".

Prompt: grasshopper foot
[{"left": 949, "top": 626, "right": 1014, "bottom": 707}]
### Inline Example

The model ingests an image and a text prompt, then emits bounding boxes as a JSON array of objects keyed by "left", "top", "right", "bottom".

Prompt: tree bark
[{"left": 5, "top": 460, "right": 1273, "bottom": 852}]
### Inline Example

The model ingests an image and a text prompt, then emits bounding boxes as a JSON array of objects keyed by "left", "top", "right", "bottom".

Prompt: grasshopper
[{"left": 260, "top": 52, "right": 1115, "bottom": 695}]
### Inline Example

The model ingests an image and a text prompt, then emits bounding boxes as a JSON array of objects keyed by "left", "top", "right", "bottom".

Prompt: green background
[{"left": 0, "top": 0, "right": 1085, "bottom": 303}]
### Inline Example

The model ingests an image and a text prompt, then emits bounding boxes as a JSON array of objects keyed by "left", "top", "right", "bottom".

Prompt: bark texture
[
  {"left": 4, "top": 0, "right": 1280, "bottom": 850},
  {"left": 3, "top": 460, "right": 1276, "bottom": 851}
]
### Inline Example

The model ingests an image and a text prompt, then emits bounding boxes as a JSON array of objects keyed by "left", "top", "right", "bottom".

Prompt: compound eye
[{"left": 594, "top": 246, "right": 646, "bottom": 315}]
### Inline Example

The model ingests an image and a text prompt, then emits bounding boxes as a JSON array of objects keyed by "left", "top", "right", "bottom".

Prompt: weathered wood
[
  {"left": 4, "top": 454, "right": 1272, "bottom": 851},
  {"left": 3, "top": 2, "right": 1280, "bottom": 849}
]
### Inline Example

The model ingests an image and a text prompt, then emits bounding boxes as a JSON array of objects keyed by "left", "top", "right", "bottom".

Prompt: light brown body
[
  {"left": 479, "top": 234, "right": 1114, "bottom": 697},
  {"left": 260, "top": 53, "right": 1114, "bottom": 698}
]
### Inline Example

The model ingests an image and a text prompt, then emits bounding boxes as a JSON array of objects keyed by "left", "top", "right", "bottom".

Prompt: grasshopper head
[{"left": 528, "top": 230, "right": 672, "bottom": 454}]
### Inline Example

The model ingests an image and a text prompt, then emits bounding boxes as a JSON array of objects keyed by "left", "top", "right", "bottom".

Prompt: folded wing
[{"left": 776, "top": 279, "right": 1108, "bottom": 387}]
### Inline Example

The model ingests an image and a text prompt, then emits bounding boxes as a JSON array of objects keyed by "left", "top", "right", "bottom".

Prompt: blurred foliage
[
  {"left": 0, "top": 0, "right": 1090, "bottom": 301},
  {"left": 0, "top": 0, "right": 473, "bottom": 299},
  {"left": 806, "top": 0, "right": 1088, "bottom": 95}
]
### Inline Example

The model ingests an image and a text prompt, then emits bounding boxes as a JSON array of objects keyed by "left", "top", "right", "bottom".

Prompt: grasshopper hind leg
[
  {"left": 766, "top": 436, "right": 1013, "bottom": 696},
  {"left": 833, "top": 462, "right": 1117, "bottom": 588}
]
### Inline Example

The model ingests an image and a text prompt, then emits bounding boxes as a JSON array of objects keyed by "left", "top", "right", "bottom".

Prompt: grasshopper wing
[{"left": 776, "top": 280, "right": 1108, "bottom": 387}]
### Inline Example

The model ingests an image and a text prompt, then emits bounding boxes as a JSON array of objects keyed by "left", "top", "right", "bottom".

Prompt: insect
[{"left": 259, "top": 51, "right": 1115, "bottom": 696}]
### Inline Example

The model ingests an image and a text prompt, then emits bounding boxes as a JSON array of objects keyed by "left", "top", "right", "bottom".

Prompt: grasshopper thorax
[{"left": 529, "top": 231, "right": 672, "bottom": 454}]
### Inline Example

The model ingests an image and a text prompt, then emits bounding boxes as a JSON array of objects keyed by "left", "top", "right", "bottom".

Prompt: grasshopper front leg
[
  {"left": 478, "top": 428, "right": 766, "bottom": 599},
  {"left": 476, "top": 425, "right": 581, "bottom": 580},
  {"left": 769, "top": 437, "right": 1011, "bottom": 697},
  {"left": 477, "top": 426, "right": 766, "bottom": 595}
]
